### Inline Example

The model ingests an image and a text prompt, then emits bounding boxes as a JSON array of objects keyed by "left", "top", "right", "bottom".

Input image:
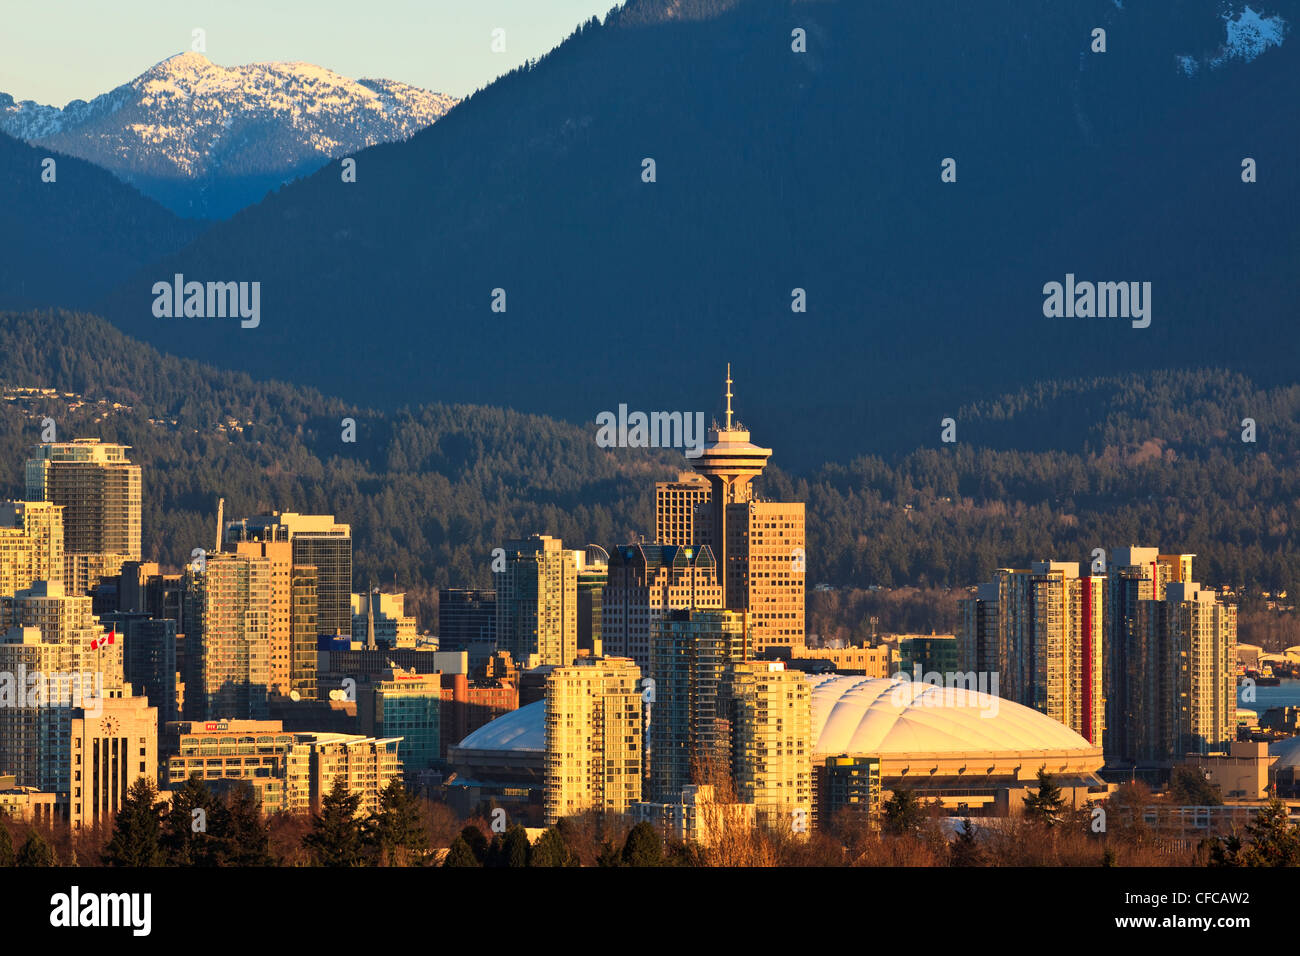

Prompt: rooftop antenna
[
  {"left": 725, "top": 362, "right": 734, "bottom": 430},
  {"left": 215, "top": 497, "right": 224, "bottom": 553}
]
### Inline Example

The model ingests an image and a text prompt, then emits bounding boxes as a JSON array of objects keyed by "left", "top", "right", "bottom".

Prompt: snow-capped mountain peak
[{"left": 0, "top": 53, "right": 458, "bottom": 218}]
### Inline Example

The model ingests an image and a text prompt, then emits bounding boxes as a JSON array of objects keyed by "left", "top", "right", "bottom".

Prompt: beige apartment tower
[
  {"left": 724, "top": 660, "right": 813, "bottom": 833},
  {"left": 496, "top": 534, "right": 578, "bottom": 667},
  {"left": 230, "top": 539, "right": 294, "bottom": 697},
  {"left": 0, "top": 501, "right": 64, "bottom": 596},
  {"left": 543, "top": 657, "right": 643, "bottom": 824},
  {"left": 1130, "top": 581, "right": 1236, "bottom": 762},
  {"left": 25, "top": 440, "right": 141, "bottom": 593},
  {"left": 0, "top": 580, "right": 125, "bottom": 694},
  {"left": 182, "top": 552, "right": 272, "bottom": 720},
  {"left": 977, "top": 562, "right": 1104, "bottom": 746}
]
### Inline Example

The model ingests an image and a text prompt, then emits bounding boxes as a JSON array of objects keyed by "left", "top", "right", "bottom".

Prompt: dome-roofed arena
[
  {"left": 446, "top": 676, "right": 1109, "bottom": 817},
  {"left": 807, "top": 676, "right": 1107, "bottom": 813}
]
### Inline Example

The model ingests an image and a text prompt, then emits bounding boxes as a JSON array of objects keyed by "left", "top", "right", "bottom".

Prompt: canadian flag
[{"left": 91, "top": 627, "right": 116, "bottom": 651}]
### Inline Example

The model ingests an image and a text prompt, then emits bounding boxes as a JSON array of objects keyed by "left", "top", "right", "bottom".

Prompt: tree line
[{"left": 1, "top": 312, "right": 1296, "bottom": 633}]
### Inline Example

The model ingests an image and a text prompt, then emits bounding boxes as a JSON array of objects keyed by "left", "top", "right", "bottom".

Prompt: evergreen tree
[
  {"left": 1211, "top": 799, "right": 1300, "bottom": 867},
  {"left": 17, "top": 829, "right": 56, "bottom": 867},
  {"left": 620, "top": 822, "right": 663, "bottom": 867},
  {"left": 367, "top": 778, "right": 428, "bottom": 866},
  {"left": 223, "top": 782, "right": 274, "bottom": 866},
  {"left": 1168, "top": 766, "right": 1223, "bottom": 807},
  {"left": 303, "top": 779, "right": 366, "bottom": 867},
  {"left": 529, "top": 828, "right": 576, "bottom": 867},
  {"left": 443, "top": 836, "right": 482, "bottom": 867},
  {"left": 458, "top": 825, "right": 489, "bottom": 865},
  {"left": 0, "top": 822, "right": 13, "bottom": 866},
  {"left": 103, "top": 777, "right": 165, "bottom": 866},
  {"left": 484, "top": 833, "right": 505, "bottom": 868},
  {"left": 1209, "top": 832, "right": 1245, "bottom": 867},
  {"left": 1022, "top": 768, "right": 1066, "bottom": 827},
  {"left": 501, "top": 826, "right": 531, "bottom": 868},
  {"left": 596, "top": 840, "right": 622, "bottom": 868},
  {"left": 948, "top": 818, "right": 983, "bottom": 867},
  {"left": 882, "top": 788, "right": 924, "bottom": 835},
  {"left": 162, "top": 773, "right": 227, "bottom": 866}
]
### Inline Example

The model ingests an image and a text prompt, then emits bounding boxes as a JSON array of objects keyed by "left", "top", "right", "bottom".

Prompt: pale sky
[{"left": 0, "top": 0, "right": 622, "bottom": 105}]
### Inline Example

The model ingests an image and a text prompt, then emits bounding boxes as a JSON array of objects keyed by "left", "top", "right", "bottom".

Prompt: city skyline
[{"left": 0, "top": 3, "right": 1289, "bottom": 933}]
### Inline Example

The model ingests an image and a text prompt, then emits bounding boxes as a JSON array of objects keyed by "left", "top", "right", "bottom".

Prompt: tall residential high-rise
[
  {"left": 182, "top": 552, "right": 271, "bottom": 720},
  {"left": 655, "top": 472, "right": 711, "bottom": 547},
  {"left": 0, "top": 500, "right": 64, "bottom": 595},
  {"left": 25, "top": 440, "right": 141, "bottom": 594},
  {"left": 963, "top": 562, "right": 1103, "bottom": 746},
  {"left": 723, "top": 660, "right": 813, "bottom": 832},
  {"left": 0, "top": 579, "right": 126, "bottom": 801},
  {"left": 495, "top": 535, "right": 577, "bottom": 667},
  {"left": 310, "top": 733, "right": 404, "bottom": 815},
  {"left": 649, "top": 609, "right": 749, "bottom": 802},
  {"left": 225, "top": 512, "right": 352, "bottom": 639},
  {"left": 290, "top": 565, "right": 319, "bottom": 699},
  {"left": 817, "top": 755, "right": 882, "bottom": 830},
  {"left": 1104, "top": 547, "right": 1194, "bottom": 761},
  {"left": 0, "top": 626, "right": 77, "bottom": 791},
  {"left": 0, "top": 583, "right": 149, "bottom": 825},
  {"left": 229, "top": 538, "right": 294, "bottom": 696},
  {"left": 1170, "top": 581, "right": 1236, "bottom": 758},
  {"left": 543, "top": 657, "right": 643, "bottom": 824},
  {"left": 1127, "top": 580, "right": 1236, "bottom": 764},
  {"left": 671, "top": 367, "right": 806, "bottom": 653},
  {"left": 602, "top": 542, "right": 722, "bottom": 669}
]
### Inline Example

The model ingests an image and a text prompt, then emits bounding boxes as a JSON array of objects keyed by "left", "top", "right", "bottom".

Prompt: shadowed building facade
[
  {"left": 602, "top": 542, "right": 721, "bottom": 669},
  {"left": 648, "top": 609, "right": 749, "bottom": 802},
  {"left": 182, "top": 552, "right": 271, "bottom": 721}
]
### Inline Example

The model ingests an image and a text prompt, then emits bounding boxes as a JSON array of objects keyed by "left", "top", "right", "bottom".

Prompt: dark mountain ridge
[{"left": 7, "top": 0, "right": 1295, "bottom": 467}]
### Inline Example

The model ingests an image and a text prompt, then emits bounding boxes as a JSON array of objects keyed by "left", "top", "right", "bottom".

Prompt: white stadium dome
[
  {"left": 808, "top": 676, "right": 1097, "bottom": 756},
  {"left": 449, "top": 674, "right": 1106, "bottom": 812},
  {"left": 457, "top": 700, "right": 546, "bottom": 753},
  {"left": 454, "top": 676, "right": 1097, "bottom": 761}
]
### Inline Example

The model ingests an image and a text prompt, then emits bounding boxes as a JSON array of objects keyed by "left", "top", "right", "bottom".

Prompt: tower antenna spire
[{"left": 725, "top": 363, "right": 733, "bottom": 430}]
